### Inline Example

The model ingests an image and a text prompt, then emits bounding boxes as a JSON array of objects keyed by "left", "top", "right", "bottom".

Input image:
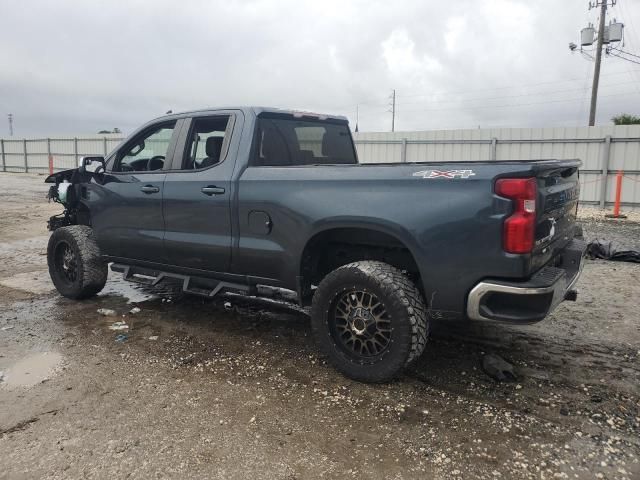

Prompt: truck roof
[{"left": 153, "top": 106, "right": 349, "bottom": 123}]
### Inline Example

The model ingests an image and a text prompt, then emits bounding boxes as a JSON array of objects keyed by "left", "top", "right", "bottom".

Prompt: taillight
[{"left": 495, "top": 177, "right": 537, "bottom": 254}]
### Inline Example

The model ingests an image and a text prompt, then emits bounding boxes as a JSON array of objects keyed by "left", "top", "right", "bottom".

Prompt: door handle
[
  {"left": 140, "top": 185, "right": 160, "bottom": 194},
  {"left": 201, "top": 186, "right": 225, "bottom": 196}
]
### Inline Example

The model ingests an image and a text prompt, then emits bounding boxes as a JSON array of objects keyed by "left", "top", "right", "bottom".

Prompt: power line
[
  {"left": 393, "top": 80, "right": 638, "bottom": 107},
  {"left": 616, "top": 0, "right": 640, "bottom": 87},
  {"left": 394, "top": 70, "right": 638, "bottom": 99},
  {"left": 395, "top": 90, "right": 640, "bottom": 114},
  {"left": 616, "top": 49, "right": 640, "bottom": 59},
  {"left": 609, "top": 51, "right": 640, "bottom": 65}
]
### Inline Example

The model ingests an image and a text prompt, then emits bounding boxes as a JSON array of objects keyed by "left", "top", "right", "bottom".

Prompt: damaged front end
[{"left": 45, "top": 157, "right": 105, "bottom": 231}]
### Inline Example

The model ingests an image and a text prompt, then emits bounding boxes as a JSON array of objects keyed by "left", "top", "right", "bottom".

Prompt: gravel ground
[{"left": 0, "top": 173, "right": 638, "bottom": 480}]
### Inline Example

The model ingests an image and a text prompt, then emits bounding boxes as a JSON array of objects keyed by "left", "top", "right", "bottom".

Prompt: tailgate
[{"left": 532, "top": 162, "right": 580, "bottom": 268}]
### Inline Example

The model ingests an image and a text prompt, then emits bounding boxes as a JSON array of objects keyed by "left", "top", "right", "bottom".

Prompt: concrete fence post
[
  {"left": 599, "top": 135, "right": 612, "bottom": 209},
  {"left": 401, "top": 138, "right": 408, "bottom": 163},
  {"left": 23, "top": 139, "right": 28, "bottom": 173},
  {"left": 490, "top": 137, "right": 498, "bottom": 161},
  {"left": 103, "top": 137, "right": 108, "bottom": 156},
  {"left": 73, "top": 137, "right": 79, "bottom": 167},
  {"left": 0, "top": 139, "right": 5, "bottom": 172}
]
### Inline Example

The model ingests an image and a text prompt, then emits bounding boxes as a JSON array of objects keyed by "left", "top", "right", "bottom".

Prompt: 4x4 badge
[{"left": 413, "top": 169, "right": 476, "bottom": 179}]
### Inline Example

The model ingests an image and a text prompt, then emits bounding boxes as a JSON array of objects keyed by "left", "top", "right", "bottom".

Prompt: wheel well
[
  {"left": 76, "top": 203, "right": 92, "bottom": 226},
  {"left": 300, "top": 228, "right": 421, "bottom": 305}
]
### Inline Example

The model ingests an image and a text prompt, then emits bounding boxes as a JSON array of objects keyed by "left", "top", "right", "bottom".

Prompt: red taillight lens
[{"left": 495, "top": 178, "right": 537, "bottom": 254}]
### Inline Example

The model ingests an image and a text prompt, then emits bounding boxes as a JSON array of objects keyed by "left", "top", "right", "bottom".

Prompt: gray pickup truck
[{"left": 45, "top": 107, "right": 585, "bottom": 382}]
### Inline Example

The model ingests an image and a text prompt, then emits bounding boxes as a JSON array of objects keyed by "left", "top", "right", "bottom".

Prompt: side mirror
[{"left": 79, "top": 156, "right": 106, "bottom": 174}]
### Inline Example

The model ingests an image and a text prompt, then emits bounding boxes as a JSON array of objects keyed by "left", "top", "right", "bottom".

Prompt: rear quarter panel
[{"left": 236, "top": 163, "right": 542, "bottom": 317}]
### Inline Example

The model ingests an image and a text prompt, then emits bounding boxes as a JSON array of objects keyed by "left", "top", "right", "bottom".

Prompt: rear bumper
[{"left": 466, "top": 239, "right": 586, "bottom": 323}]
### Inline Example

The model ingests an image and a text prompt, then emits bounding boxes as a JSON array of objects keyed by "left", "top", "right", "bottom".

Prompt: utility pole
[
  {"left": 8, "top": 113, "right": 13, "bottom": 136},
  {"left": 589, "top": 1, "right": 608, "bottom": 126},
  {"left": 354, "top": 104, "right": 359, "bottom": 133},
  {"left": 390, "top": 89, "right": 396, "bottom": 132}
]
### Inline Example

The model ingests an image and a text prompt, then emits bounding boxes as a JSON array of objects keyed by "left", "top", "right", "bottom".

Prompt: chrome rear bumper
[{"left": 466, "top": 239, "right": 586, "bottom": 323}]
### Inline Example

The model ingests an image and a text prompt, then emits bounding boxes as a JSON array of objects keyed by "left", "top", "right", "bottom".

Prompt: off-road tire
[
  {"left": 311, "top": 261, "right": 429, "bottom": 383},
  {"left": 47, "top": 225, "right": 107, "bottom": 299}
]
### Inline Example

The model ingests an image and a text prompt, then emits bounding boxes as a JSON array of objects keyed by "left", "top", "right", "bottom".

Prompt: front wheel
[
  {"left": 47, "top": 225, "right": 107, "bottom": 299},
  {"left": 311, "top": 261, "right": 429, "bottom": 383}
]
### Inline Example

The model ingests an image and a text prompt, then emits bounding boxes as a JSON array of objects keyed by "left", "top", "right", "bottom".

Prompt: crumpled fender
[{"left": 45, "top": 168, "right": 80, "bottom": 184}]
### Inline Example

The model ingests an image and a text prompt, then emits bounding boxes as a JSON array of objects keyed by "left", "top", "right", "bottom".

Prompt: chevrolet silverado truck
[{"left": 45, "top": 107, "right": 585, "bottom": 382}]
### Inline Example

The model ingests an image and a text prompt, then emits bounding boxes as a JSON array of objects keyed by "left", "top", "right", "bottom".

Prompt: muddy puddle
[{"left": 0, "top": 351, "right": 63, "bottom": 389}]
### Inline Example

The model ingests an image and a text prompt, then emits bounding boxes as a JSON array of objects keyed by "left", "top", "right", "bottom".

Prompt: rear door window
[
  {"left": 183, "top": 116, "right": 231, "bottom": 170},
  {"left": 252, "top": 118, "right": 356, "bottom": 166}
]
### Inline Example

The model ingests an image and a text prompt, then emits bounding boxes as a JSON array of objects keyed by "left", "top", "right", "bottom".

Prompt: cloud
[{"left": 0, "top": 0, "right": 639, "bottom": 135}]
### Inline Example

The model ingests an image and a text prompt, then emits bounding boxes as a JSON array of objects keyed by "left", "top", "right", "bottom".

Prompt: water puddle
[
  {"left": 1, "top": 351, "right": 63, "bottom": 389},
  {"left": 99, "top": 271, "right": 159, "bottom": 304}
]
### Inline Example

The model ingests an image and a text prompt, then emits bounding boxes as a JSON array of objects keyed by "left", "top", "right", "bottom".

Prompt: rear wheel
[
  {"left": 47, "top": 225, "right": 107, "bottom": 299},
  {"left": 311, "top": 261, "right": 429, "bottom": 383}
]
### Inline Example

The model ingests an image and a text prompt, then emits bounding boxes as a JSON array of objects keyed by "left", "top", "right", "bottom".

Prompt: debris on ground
[
  {"left": 129, "top": 307, "right": 141, "bottom": 315},
  {"left": 1, "top": 325, "right": 15, "bottom": 331},
  {"left": 114, "top": 334, "right": 128, "bottom": 343},
  {"left": 586, "top": 239, "right": 640, "bottom": 263},
  {"left": 108, "top": 321, "right": 129, "bottom": 331},
  {"left": 481, "top": 353, "right": 517, "bottom": 382},
  {"left": 97, "top": 308, "right": 117, "bottom": 316},
  {"left": 148, "top": 336, "right": 159, "bottom": 341}
]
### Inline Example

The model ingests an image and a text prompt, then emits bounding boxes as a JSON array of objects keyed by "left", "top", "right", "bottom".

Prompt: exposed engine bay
[{"left": 45, "top": 168, "right": 92, "bottom": 231}]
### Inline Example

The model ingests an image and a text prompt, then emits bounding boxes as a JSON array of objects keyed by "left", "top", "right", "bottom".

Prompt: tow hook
[{"left": 564, "top": 289, "right": 578, "bottom": 302}]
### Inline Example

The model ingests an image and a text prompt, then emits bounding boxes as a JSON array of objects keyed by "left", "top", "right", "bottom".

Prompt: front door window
[{"left": 114, "top": 122, "right": 177, "bottom": 172}]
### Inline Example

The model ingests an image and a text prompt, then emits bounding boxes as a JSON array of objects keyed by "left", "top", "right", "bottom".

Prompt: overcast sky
[{"left": 1, "top": 0, "right": 640, "bottom": 136}]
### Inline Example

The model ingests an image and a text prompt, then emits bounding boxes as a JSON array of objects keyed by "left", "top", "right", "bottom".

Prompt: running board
[{"left": 110, "top": 264, "right": 253, "bottom": 298}]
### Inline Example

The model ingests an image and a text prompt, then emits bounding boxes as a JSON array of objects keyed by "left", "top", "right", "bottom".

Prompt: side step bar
[{"left": 110, "top": 264, "right": 253, "bottom": 299}]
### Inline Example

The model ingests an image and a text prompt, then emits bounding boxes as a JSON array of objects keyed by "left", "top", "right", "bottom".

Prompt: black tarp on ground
[{"left": 586, "top": 239, "right": 640, "bottom": 263}]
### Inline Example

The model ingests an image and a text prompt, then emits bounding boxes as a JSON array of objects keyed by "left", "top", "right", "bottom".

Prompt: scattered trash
[
  {"left": 129, "top": 307, "right": 141, "bottom": 315},
  {"left": 114, "top": 334, "right": 128, "bottom": 343},
  {"left": 1, "top": 325, "right": 15, "bottom": 331},
  {"left": 249, "top": 416, "right": 256, "bottom": 424},
  {"left": 148, "top": 336, "right": 159, "bottom": 341},
  {"left": 97, "top": 308, "right": 117, "bottom": 316},
  {"left": 108, "top": 321, "right": 129, "bottom": 331},
  {"left": 586, "top": 239, "right": 640, "bottom": 263},
  {"left": 482, "top": 353, "right": 517, "bottom": 382}
]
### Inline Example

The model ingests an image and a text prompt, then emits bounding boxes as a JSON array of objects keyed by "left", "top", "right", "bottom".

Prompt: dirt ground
[{"left": 0, "top": 172, "right": 638, "bottom": 480}]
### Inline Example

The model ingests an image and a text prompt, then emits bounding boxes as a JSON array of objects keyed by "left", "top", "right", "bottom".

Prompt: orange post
[
  {"left": 48, "top": 154, "right": 53, "bottom": 175},
  {"left": 613, "top": 170, "right": 623, "bottom": 217}
]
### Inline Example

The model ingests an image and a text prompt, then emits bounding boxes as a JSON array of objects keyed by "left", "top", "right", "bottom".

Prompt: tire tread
[
  {"left": 311, "top": 260, "right": 429, "bottom": 382},
  {"left": 47, "top": 225, "right": 107, "bottom": 299}
]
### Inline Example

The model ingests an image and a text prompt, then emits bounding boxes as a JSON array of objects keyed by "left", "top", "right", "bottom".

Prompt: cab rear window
[{"left": 252, "top": 118, "right": 356, "bottom": 166}]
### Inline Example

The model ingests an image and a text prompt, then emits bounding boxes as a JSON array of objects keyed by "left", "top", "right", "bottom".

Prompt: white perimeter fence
[
  {"left": 1, "top": 125, "right": 639, "bottom": 210},
  {"left": 354, "top": 125, "right": 640, "bottom": 211}
]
